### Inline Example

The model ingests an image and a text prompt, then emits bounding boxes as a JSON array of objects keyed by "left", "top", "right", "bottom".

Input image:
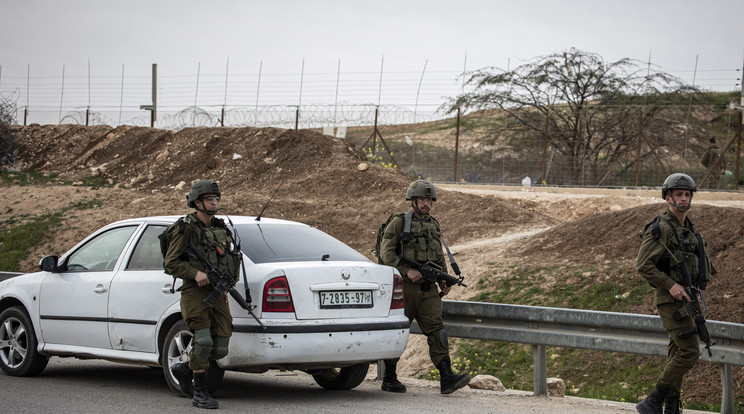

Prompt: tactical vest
[
  {"left": 643, "top": 212, "right": 711, "bottom": 287},
  {"left": 185, "top": 214, "right": 241, "bottom": 281},
  {"left": 400, "top": 214, "right": 445, "bottom": 264}
]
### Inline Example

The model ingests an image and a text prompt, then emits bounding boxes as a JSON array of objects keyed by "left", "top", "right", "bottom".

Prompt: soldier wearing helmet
[
  {"left": 164, "top": 180, "right": 241, "bottom": 409},
  {"left": 635, "top": 173, "right": 716, "bottom": 414},
  {"left": 378, "top": 180, "right": 470, "bottom": 395}
]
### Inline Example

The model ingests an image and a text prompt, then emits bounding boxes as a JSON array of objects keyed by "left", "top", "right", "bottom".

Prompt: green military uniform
[
  {"left": 164, "top": 212, "right": 241, "bottom": 370},
  {"left": 636, "top": 210, "right": 715, "bottom": 395},
  {"left": 379, "top": 211, "right": 449, "bottom": 365}
]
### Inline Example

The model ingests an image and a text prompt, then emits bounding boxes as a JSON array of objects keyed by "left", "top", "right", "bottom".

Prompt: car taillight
[
  {"left": 390, "top": 273, "right": 405, "bottom": 309},
  {"left": 263, "top": 276, "right": 295, "bottom": 312}
]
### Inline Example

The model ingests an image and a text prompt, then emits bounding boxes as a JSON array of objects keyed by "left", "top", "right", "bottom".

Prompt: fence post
[
  {"left": 533, "top": 344, "right": 547, "bottom": 396},
  {"left": 453, "top": 108, "right": 460, "bottom": 182},
  {"left": 720, "top": 363, "right": 734, "bottom": 414}
]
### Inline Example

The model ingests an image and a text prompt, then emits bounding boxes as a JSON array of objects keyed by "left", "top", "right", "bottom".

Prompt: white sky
[
  {"left": 0, "top": 0, "right": 742, "bottom": 125},
  {"left": 3, "top": 0, "right": 742, "bottom": 76}
]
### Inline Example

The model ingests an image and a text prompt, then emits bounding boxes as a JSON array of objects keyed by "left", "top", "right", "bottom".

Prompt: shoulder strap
[{"left": 429, "top": 215, "right": 461, "bottom": 276}]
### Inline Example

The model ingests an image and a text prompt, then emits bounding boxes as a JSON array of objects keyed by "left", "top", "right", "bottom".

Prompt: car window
[
  {"left": 237, "top": 223, "right": 369, "bottom": 264},
  {"left": 127, "top": 225, "right": 167, "bottom": 270},
  {"left": 66, "top": 226, "right": 138, "bottom": 271}
]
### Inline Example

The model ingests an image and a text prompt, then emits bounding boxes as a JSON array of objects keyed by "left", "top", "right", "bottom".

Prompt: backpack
[
  {"left": 373, "top": 211, "right": 412, "bottom": 264},
  {"left": 158, "top": 216, "right": 190, "bottom": 275}
]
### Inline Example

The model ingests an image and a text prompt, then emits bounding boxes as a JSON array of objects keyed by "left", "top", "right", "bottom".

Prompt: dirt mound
[
  {"left": 509, "top": 203, "right": 744, "bottom": 324},
  {"left": 11, "top": 125, "right": 553, "bottom": 258}
]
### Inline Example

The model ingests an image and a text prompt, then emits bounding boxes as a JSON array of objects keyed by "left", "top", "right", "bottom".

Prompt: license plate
[{"left": 319, "top": 291, "right": 373, "bottom": 309}]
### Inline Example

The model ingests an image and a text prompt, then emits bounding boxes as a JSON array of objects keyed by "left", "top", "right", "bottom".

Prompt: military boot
[
  {"left": 636, "top": 384, "right": 670, "bottom": 414},
  {"left": 381, "top": 360, "right": 407, "bottom": 393},
  {"left": 170, "top": 362, "right": 194, "bottom": 398},
  {"left": 664, "top": 392, "right": 682, "bottom": 414},
  {"left": 192, "top": 372, "right": 219, "bottom": 409},
  {"left": 435, "top": 356, "right": 471, "bottom": 394}
]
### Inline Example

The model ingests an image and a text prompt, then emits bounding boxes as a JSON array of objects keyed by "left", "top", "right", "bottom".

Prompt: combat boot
[
  {"left": 192, "top": 371, "right": 219, "bottom": 409},
  {"left": 664, "top": 392, "right": 682, "bottom": 414},
  {"left": 435, "top": 356, "right": 471, "bottom": 394},
  {"left": 381, "top": 360, "right": 407, "bottom": 393},
  {"left": 170, "top": 362, "right": 193, "bottom": 398},
  {"left": 636, "top": 384, "right": 670, "bottom": 414}
]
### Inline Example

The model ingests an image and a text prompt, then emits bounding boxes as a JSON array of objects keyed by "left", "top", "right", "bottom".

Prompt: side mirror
[{"left": 39, "top": 255, "right": 60, "bottom": 272}]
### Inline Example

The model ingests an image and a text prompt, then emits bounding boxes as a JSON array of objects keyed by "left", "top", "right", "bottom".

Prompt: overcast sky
[
  {"left": 1, "top": 0, "right": 742, "bottom": 126},
  {"left": 3, "top": 0, "right": 742, "bottom": 77}
]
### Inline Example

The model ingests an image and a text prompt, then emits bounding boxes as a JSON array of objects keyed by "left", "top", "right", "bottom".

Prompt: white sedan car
[{"left": 0, "top": 215, "right": 409, "bottom": 393}]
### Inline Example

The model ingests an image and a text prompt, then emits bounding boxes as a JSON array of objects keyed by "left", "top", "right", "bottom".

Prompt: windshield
[{"left": 236, "top": 223, "right": 369, "bottom": 264}]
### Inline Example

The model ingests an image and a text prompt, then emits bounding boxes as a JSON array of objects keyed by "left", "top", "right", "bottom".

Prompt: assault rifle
[
  {"left": 395, "top": 255, "right": 466, "bottom": 297},
  {"left": 186, "top": 242, "right": 265, "bottom": 330},
  {"left": 675, "top": 262, "right": 714, "bottom": 357}
]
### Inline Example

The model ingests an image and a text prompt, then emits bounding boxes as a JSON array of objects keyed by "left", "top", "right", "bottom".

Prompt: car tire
[
  {"left": 0, "top": 306, "right": 49, "bottom": 376},
  {"left": 311, "top": 362, "right": 370, "bottom": 390},
  {"left": 161, "top": 319, "right": 225, "bottom": 395}
]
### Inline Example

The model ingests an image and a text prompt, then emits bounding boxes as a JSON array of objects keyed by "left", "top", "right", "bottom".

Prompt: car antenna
[{"left": 256, "top": 179, "right": 285, "bottom": 221}]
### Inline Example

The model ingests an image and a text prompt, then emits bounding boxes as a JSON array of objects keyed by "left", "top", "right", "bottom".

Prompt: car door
[
  {"left": 39, "top": 225, "right": 138, "bottom": 349},
  {"left": 107, "top": 223, "right": 182, "bottom": 353}
]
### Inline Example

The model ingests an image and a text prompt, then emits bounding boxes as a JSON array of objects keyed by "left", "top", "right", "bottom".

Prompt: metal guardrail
[{"left": 410, "top": 300, "right": 743, "bottom": 414}]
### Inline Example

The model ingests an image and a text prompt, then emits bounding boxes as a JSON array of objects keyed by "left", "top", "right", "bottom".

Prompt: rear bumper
[{"left": 219, "top": 319, "right": 410, "bottom": 369}]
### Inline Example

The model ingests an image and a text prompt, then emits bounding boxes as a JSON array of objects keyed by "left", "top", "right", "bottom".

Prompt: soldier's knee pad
[
  {"left": 192, "top": 328, "right": 214, "bottom": 363},
  {"left": 212, "top": 336, "right": 230, "bottom": 360}
]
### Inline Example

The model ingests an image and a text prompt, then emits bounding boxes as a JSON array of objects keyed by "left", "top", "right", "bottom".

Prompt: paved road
[{"left": 0, "top": 358, "right": 713, "bottom": 414}]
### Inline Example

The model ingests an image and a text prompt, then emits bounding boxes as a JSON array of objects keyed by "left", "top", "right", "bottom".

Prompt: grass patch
[
  {"left": 0, "top": 212, "right": 64, "bottom": 271},
  {"left": 0, "top": 169, "right": 64, "bottom": 186},
  {"left": 0, "top": 195, "right": 105, "bottom": 271}
]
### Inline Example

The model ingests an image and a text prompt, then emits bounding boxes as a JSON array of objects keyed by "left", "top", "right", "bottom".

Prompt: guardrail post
[
  {"left": 533, "top": 344, "right": 547, "bottom": 396},
  {"left": 720, "top": 363, "right": 734, "bottom": 414}
]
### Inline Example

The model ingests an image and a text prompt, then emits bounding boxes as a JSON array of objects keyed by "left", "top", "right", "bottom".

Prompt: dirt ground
[{"left": 4, "top": 124, "right": 744, "bottom": 405}]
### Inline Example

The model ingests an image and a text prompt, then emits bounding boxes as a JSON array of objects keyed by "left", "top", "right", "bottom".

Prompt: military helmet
[
  {"left": 187, "top": 180, "right": 221, "bottom": 208},
  {"left": 405, "top": 179, "right": 437, "bottom": 201},
  {"left": 661, "top": 173, "right": 696, "bottom": 199}
]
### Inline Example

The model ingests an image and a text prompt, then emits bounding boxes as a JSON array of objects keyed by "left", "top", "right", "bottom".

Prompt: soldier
[
  {"left": 700, "top": 137, "right": 725, "bottom": 189},
  {"left": 378, "top": 179, "right": 471, "bottom": 395},
  {"left": 165, "top": 180, "right": 242, "bottom": 409},
  {"left": 635, "top": 173, "right": 715, "bottom": 414}
]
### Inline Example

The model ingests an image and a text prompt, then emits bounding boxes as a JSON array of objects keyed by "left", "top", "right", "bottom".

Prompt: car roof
[{"left": 109, "top": 215, "right": 306, "bottom": 228}]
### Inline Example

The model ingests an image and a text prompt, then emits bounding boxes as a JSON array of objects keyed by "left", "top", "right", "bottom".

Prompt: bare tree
[{"left": 447, "top": 48, "right": 698, "bottom": 184}]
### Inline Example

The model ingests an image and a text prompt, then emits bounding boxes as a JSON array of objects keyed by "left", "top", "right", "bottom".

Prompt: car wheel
[
  {"left": 161, "top": 319, "right": 225, "bottom": 395},
  {"left": 0, "top": 306, "right": 49, "bottom": 376},
  {"left": 311, "top": 362, "right": 370, "bottom": 390}
]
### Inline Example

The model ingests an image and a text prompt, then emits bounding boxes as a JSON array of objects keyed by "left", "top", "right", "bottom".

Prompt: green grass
[
  {"left": 0, "top": 212, "right": 64, "bottom": 271},
  {"left": 0, "top": 194, "right": 105, "bottom": 272},
  {"left": 0, "top": 169, "right": 64, "bottom": 186}
]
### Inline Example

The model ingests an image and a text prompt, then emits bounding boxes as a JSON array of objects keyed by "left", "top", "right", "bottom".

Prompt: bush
[{"left": 0, "top": 94, "right": 18, "bottom": 166}]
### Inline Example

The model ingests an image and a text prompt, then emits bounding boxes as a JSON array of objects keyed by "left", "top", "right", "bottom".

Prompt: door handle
[
  {"left": 162, "top": 285, "right": 173, "bottom": 293},
  {"left": 94, "top": 285, "right": 108, "bottom": 294}
]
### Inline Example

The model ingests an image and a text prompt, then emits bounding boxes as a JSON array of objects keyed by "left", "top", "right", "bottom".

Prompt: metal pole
[
  {"left": 118, "top": 63, "right": 124, "bottom": 125},
  {"left": 255, "top": 60, "right": 262, "bottom": 126},
  {"left": 58, "top": 64, "right": 65, "bottom": 123},
  {"left": 87, "top": 59, "right": 91, "bottom": 118},
  {"left": 151, "top": 63, "right": 157, "bottom": 127},
  {"left": 377, "top": 55, "right": 384, "bottom": 108},
  {"left": 735, "top": 113, "right": 742, "bottom": 191},
  {"left": 635, "top": 111, "right": 643, "bottom": 187},
  {"left": 720, "top": 363, "right": 734, "bottom": 414},
  {"left": 541, "top": 108, "right": 549, "bottom": 184},
  {"left": 333, "top": 59, "right": 340, "bottom": 129},
  {"left": 297, "top": 58, "right": 304, "bottom": 130},
  {"left": 193, "top": 62, "right": 200, "bottom": 126},
  {"left": 533, "top": 344, "right": 547, "bottom": 396},
  {"left": 453, "top": 108, "right": 461, "bottom": 182},
  {"left": 222, "top": 57, "right": 229, "bottom": 127},
  {"left": 413, "top": 59, "right": 428, "bottom": 124}
]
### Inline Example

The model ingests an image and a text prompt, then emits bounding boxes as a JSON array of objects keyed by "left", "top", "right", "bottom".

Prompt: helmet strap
[
  {"left": 195, "top": 198, "right": 219, "bottom": 216},
  {"left": 666, "top": 193, "right": 692, "bottom": 212}
]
